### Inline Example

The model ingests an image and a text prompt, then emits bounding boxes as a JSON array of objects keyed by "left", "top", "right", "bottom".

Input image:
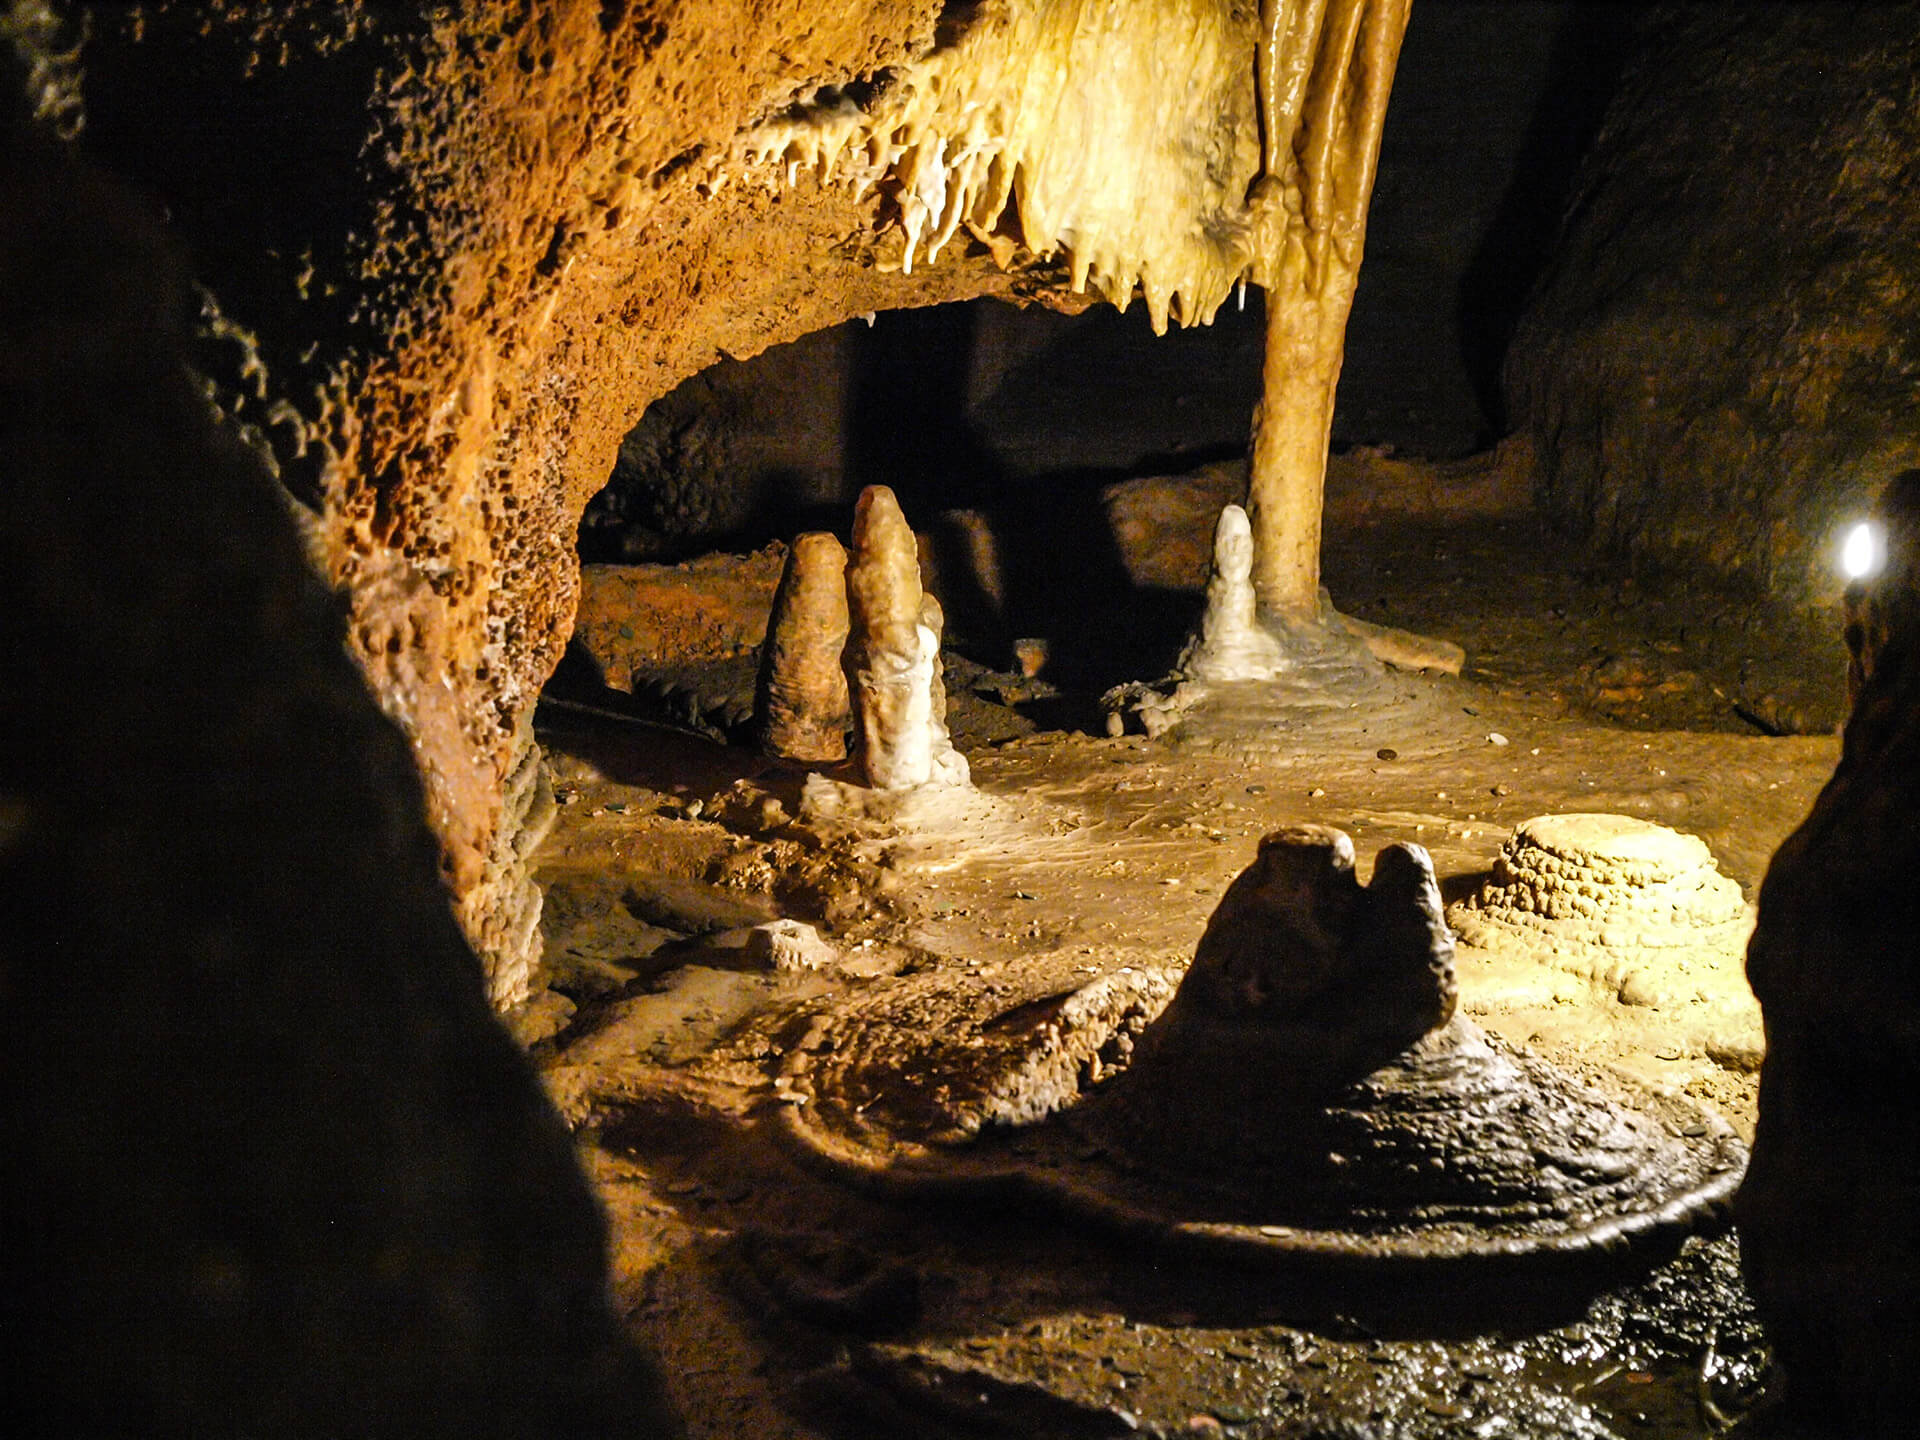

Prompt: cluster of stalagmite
[{"left": 756, "top": 486, "right": 967, "bottom": 791}]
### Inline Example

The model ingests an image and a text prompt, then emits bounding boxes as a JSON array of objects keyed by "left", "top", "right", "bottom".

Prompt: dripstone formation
[
  {"left": 754, "top": 531, "right": 852, "bottom": 763},
  {"left": 1114, "top": 826, "right": 1456, "bottom": 1146},
  {"left": 1449, "top": 814, "right": 1750, "bottom": 960},
  {"left": 780, "top": 828, "right": 1744, "bottom": 1296},
  {"left": 1178, "top": 503, "right": 1290, "bottom": 684},
  {"left": 843, "top": 485, "right": 969, "bottom": 791}
]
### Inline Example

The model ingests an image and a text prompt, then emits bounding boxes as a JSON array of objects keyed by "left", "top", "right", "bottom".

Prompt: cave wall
[
  {"left": 1, "top": 61, "right": 676, "bottom": 1433},
  {"left": 581, "top": 0, "right": 1639, "bottom": 568},
  {"left": 70, "top": 0, "right": 1299, "bottom": 1001},
  {"left": 1507, "top": 2, "right": 1920, "bottom": 611},
  {"left": 72, "top": 0, "right": 1042, "bottom": 1001}
]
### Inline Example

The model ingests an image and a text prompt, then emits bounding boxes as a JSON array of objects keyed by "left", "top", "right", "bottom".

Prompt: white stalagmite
[
  {"left": 919, "top": 592, "right": 971, "bottom": 788},
  {"left": 844, "top": 486, "right": 970, "bottom": 792},
  {"left": 1179, "top": 504, "right": 1290, "bottom": 682}
]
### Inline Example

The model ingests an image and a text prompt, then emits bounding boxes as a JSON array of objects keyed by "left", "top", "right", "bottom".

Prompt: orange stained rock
[{"left": 756, "top": 532, "right": 853, "bottom": 763}]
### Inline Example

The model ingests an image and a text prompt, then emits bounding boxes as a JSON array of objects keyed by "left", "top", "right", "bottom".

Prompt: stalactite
[
  {"left": 719, "top": 0, "right": 1410, "bottom": 638},
  {"left": 713, "top": 0, "right": 1265, "bottom": 336}
]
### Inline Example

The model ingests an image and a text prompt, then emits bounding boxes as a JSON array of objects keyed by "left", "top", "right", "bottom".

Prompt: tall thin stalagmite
[{"left": 1245, "top": 0, "right": 1412, "bottom": 623}]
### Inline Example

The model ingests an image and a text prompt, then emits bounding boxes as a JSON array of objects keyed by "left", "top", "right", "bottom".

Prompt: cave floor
[{"left": 526, "top": 477, "right": 1842, "bottom": 1439}]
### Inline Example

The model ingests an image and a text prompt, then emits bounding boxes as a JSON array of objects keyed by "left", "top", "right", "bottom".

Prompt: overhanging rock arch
[{"left": 80, "top": 0, "right": 1410, "bottom": 1006}]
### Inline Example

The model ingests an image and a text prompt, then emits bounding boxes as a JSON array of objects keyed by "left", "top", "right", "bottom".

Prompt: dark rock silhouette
[
  {"left": 0, "top": 67, "right": 677, "bottom": 1440},
  {"left": 1741, "top": 469, "right": 1920, "bottom": 1434}
]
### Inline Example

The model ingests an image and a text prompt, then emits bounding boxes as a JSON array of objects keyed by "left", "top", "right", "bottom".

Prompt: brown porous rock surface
[
  {"left": 1, "top": 84, "right": 676, "bottom": 1438},
  {"left": 69, "top": 0, "right": 1046, "bottom": 994},
  {"left": 1508, "top": 5, "right": 1920, "bottom": 622}
]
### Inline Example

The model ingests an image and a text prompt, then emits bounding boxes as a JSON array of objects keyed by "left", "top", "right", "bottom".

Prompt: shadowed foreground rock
[
  {"left": 0, "top": 95, "right": 676, "bottom": 1440},
  {"left": 1740, "top": 469, "right": 1920, "bottom": 1434}
]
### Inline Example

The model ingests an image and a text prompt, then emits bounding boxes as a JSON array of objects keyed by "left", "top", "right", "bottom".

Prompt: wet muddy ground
[{"left": 524, "top": 463, "right": 1845, "bottom": 1439}]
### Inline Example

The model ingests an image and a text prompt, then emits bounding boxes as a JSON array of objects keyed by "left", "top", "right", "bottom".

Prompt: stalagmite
[
  {"left": 754, "top": 532, "right": 852, "bottom": 762},
  {"left": 1180, "top": 504, "right": 1290, "bottom": 682},
  {"left": 1245, "top": 0, "right": 1413, "bottom": 622},
  {"left": 918, "top": 592, "right": 970, "bottom": 788},
  {"left": 844, "top": 486, "right": 969, "bottom": 791},
  {"left": 722, "top": 0, "right": 1416, "bottom": 684},
  {"left": 780, "top": 827, "right": 1746, "bottom": 1290}
]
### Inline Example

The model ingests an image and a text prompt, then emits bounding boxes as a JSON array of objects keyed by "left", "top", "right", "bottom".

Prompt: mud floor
[{"left": 523, "top": 463, "right": 1843, "bottom": 1439}]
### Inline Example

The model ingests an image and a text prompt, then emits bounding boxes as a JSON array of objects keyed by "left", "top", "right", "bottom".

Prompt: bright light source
[{"left": 1841, "top": 521, "right": 1884, "bottom": 581}]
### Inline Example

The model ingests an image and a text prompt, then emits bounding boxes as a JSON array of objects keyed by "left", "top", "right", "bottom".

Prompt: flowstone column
[{"left": 1244, "top": 0, "right": 1413, "bottom": 628}]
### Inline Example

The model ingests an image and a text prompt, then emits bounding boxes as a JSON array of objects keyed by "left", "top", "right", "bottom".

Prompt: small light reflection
[{"left": 1841, "top": 521, "right": 1883, "bottom": 581}]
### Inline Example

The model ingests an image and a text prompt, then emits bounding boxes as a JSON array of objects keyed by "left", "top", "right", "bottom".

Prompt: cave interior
[{"left": 10, "top": 2, "right": 1920, "bottom": 1438}]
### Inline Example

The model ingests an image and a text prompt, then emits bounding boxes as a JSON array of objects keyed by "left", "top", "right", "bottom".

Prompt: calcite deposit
[
  {"left": 1243, "top": 0, "right": 1412, "bottom": 621},
  {"left": 1118, "top": 825, "right": 1458, "bottom": 1128},
  {"left": 844, "top": 486, "right": 968, "bottom": 791},
  {"left": 1178, "top": 504, "right": 1291, "bottom": 683},
  {"left": 754, "top": 532, "right": 852, "bottom": 762},
  {"left": 720, "top": 0, "right": 1263, "bottom": 332},
  {"left": 63, "top": 0, "right": 1413, "bottom": 995},
  {"left": 780, "top": 828, "right": 1744, "bottom": 1291},
  {"left": 1449, "top": 813, "right": 1751, "bottom": 960}
]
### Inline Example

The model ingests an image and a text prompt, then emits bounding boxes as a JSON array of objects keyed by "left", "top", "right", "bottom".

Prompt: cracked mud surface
[{"left": 523, "top": 482, "right": 1839, "bottom": 1438}]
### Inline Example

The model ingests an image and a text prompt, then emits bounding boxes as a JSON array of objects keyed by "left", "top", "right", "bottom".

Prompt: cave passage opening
[{"left": 508, "top": 5, "right": 1873, "bottom": 1435}]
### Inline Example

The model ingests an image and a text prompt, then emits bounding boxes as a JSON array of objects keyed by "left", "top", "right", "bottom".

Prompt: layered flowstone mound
[
  {"left": 1448, "top": 813, "right": 1750, "bottom": 960},
  {"left": 780, "top": 828, "right": 1744, "bottom": 1303}
]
